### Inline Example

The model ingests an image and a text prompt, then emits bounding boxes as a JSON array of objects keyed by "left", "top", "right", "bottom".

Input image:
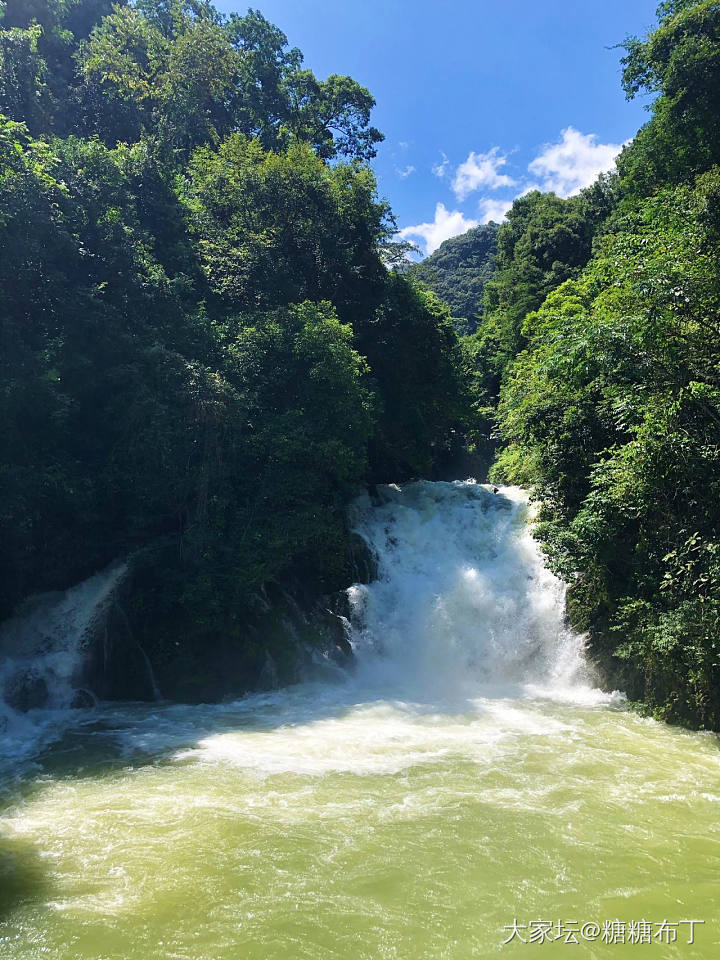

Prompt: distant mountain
[{"left": 407, "top": 223, "right": 499, "bottom": 334}]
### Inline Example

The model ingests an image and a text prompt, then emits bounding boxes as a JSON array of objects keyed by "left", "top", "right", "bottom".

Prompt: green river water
[{"left": 1, "top": 483, "right": 718, "bottom": 959}]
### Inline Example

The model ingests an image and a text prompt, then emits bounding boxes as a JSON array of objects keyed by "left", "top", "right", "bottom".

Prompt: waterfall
[
  {"left": 0, "top": 562, "right": 126, "bottom": 762},
  {"left": 3, "top": 484, "right": 715, "bottom": 960},
  {"left": 0, "top": 480, "right": 603, "bottom": 773},
  {"left": 169, "top": 481, "right": 612, "bottom": 777},
  {"left": 347, "top": 480, "right": 595, "bottom": 699}
]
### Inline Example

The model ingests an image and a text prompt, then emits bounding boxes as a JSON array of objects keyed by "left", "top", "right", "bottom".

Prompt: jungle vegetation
[
  {"left": 453, "top": 0, "right": 720, "bottom": 728},
  {"left": 2, "top": 0, "right": 719, "bottom": 728},
  {"left": 0, "top": 0, "right": 466, "bottom": 677},
  {"left": 406, "top": 223, "right": 498, "bottom": 335}
]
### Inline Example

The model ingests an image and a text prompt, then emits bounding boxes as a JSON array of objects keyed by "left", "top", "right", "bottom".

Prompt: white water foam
[
  {"left": 174, "top": 481, "right": 619, "bottom": 777},
  {"left": 349, "top": 481, "right": 603, "bottom": 701},
  {"left": 0, "top": 482, "right": 619, "bottom": 777},
  {"left": 0, "top": 562, "right": 126, "bottom": 766}
]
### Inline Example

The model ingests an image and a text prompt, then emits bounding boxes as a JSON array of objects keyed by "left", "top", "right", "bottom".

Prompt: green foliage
[
  {"left": 618, "top": 0, "right": 720, "bottom": 195},
  {"left": 406, "top": 223, "right": 498, "bottom": 335},
  {"left": 181, "top": 135, "right": 389, "bottom": 320},
  {"left": 481, "top": 185, "right": 613, "bottom": 373},
  {"left": 456, "top": 183, "right": 616, "bottom": 444},
  {"left": 493, "top": 176, "right": 720, "bottom": 727},
  {"left": 0, "top": 0, "right": 467, "bottom": 694},
  {"left": 0, "top": 112, "right": 381, "bottom": 622},
  {"left": 458, "top": 1, "right": 720, "bottom": 728},
  {"left": 355, "top": 275, "right": 468, "bottom": 479},
  {"left": 76, "top": 2, "right": 382, "bottom": 157},
  {"left": 0, "top": 0, "right": 117, "bottom": 134},
  {"left": 0, "top": 0, "right": 383, "bottom": 159},
  {"left": 0, "top": 23, "right": 50, "bottom": 129}
]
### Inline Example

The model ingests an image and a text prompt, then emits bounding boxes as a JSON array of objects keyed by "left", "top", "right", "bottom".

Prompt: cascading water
[
  {"left": 348, "top": 481, "right": 594, "bottom": 698},
  {"left": 1, "top": 482, "right": 720, "bottom": 960},
  {"left": 0, "top": 562, "right": 126, "bottom": 765}
]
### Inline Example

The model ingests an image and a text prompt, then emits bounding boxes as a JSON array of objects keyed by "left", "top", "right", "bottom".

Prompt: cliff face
[
  {"left": 80, "top": 533, "right": 378, "bottom": 705},
  {"left": 1, "top": 534, "right": 378, "bottom": 713}
]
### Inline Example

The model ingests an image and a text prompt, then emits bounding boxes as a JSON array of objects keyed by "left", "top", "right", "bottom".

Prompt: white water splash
[
  {"left": 0, "top": 562, "right": 126, "bottom": 764},
  {"left": 348, "top": 481, "right": 602, "bottom": 702},
  {"left": 0, "top": 481, "right": 617, "bottom": 776},
  {"left": 8, "top": 486, "right": 720, "bottom": 960},
  {"left": 173, "top": 481, "right": 618, "bottom": 778}
]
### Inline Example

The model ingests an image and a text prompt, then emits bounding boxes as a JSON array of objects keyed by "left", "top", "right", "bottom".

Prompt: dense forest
[
  {"left": 437, "top": 0, "right": 720, "bottom": 729},
  {"left": 2, "top": 0, "right": 719, "bottom": 729},
  {"left": 0, "top": 0, "right": 467, "bottom": 697},
  {"left": 405, "top": 223, "right": 498, "bottom": 335}
]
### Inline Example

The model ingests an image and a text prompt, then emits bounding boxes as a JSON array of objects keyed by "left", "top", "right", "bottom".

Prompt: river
[{"left": 0, "top": 482, "right": 718, "bottom": 958}]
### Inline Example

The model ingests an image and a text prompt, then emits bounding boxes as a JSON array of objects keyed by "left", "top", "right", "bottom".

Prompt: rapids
[{"left": 0, "top": 482, "right": 718, "bottom": 958}]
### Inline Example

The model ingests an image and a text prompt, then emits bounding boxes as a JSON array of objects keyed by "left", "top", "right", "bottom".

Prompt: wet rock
[
  {"left": 319, "top": 605, "right": 353, "bottom": 661},
  {"left": 70, "top": 688, "right": 97, "bottom": 709},
  {"left": 72, "top": 540, "right": 366, "bottom": 705},
  {"left": 3, "top": 669, "right": 49, "bottom": 712},
  {"left": 256, "top": 651, "right": 280, "bottom": 691},
  {"left": 79, "top": 588, "right": 161, "bottom": 703},
  {"left": 348, "top": 532, "right": 378, "bottom": 585},
  {"left": 333, "top": 632, "right": 353, "bottom": 659}
]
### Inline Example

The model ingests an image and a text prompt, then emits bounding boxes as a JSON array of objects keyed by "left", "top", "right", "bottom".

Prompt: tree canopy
[
  {"left": 479, "top": 0, "right": 720, "bottom": 728},
  {"left": 406, "top": 223, "right": 499, "bottom": 335},
  {"left": 0, "top": 0, "right": 468, "bottom": 696},
  {"left": 0, "top": 0, "right": 383, "bottom": 158}
]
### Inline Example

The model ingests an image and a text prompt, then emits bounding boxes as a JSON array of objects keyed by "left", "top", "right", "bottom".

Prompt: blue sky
[{"left": 215, "top": 0, "right": 660, "bottom": 255}]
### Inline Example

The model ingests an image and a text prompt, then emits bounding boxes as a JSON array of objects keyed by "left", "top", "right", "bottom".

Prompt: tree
[
  {"left": 618, "top": 0, "right": 720, "bottom": 195},
  {"left": 181, "top": 134, "right": 390, "bottom": 319},
  {"left": 0, "top": 0, "right": 117, "bottom": 134},
  {"left": 492, "top": 178, "right": 720, "bottom": 727},
  {"left": 355, "top": 274, "right": 468, "bottom": 479},
  {"left": 406, "top": 222, "right": 499, "bottom": 335},
  {"left": 76, "top": 1, "right": 384, "bottom": 157}
]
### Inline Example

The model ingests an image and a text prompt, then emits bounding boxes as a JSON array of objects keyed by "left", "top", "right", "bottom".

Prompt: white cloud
[
  {"left": 452, "top": 148, "right": 516, "bottom": 201},
  {"left": 396, "top": 165, "right": 416, "bottom": 179},
  {"left": 399, "top": 203, "right": 479, "bottom": 256},
  {"left": 475, "top": 183, "right": 547, "bottom": 225},
  {"left": 528, "top": 127, "right": 622, "bottom": 197},
  {"left": 432, "top": 152, "right": 450, "bottom": 179},
  {"left": 477, "top": 197, "right": 514, "bottom": 224},
  {"left": 402, "top": 126, "right": 625, "bottom": 257}
]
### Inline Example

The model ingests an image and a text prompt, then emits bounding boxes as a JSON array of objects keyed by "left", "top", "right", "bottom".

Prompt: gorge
[
  {"left": 2, "top": 0, "right": 720, "bottom": 954},
  {"left": 1, "top": 483, "right": 719, "bottom": 956}
]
